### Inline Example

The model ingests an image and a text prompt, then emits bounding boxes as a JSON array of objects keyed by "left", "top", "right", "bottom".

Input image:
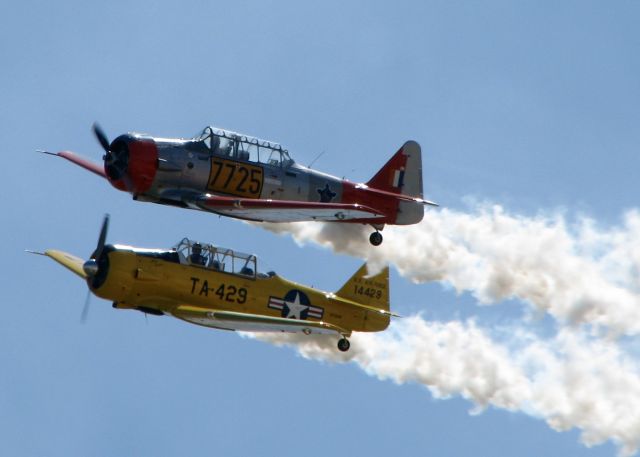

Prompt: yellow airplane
[{"left": 33, "top": 216, "right": 394, "bottom": 351}]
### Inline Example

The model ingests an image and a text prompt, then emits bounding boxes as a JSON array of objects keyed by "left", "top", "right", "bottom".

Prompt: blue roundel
[
  {"left": 282, "top": 289, "right": 311, "bottom": 320},
  {"left": 317, "top": 184, "right": 337, "bottom": 202}
]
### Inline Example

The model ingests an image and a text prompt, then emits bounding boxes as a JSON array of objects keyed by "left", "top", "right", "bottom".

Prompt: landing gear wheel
[
  {"left": 369, "top": 231, "right": 383, "bottom": 246},
  {"left": 337, "top": 338, "right": 351, "bottom": 352}
]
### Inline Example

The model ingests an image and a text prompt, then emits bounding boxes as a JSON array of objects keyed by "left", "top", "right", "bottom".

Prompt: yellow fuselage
[{"left": 94, "top": 249, "right": 389, "bottom": 334}]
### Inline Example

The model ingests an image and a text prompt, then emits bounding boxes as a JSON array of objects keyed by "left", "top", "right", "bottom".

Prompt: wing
[
  {"left": 192, "top": 194, "right": 387, "bottom": 223},
  {"left": 44, "top": 249, "right": 88, "bottom": 279},
  {"left": 40, "top": 150, "right": 107, "bottom": 178},
  {"left": 172, "top": 305, "right": 349, "bottom": 336}
]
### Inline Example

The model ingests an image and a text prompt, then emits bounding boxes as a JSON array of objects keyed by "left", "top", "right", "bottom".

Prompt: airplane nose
[
  {"left": 104, "top": 138, "right": 129, "bottom": 181},
  {"left": 86, "top": 244, "right": 113, "bottom": 290},
  {"left": 104, "top": 135, "right": 158, "bottom": 193},
  {"left": 82, "top": 259, "right": 99, "bottom": 276}
]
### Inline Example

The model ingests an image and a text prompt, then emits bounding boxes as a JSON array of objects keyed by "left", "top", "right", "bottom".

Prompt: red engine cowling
[{"left": 104, "top": 134, "right": 158, "bottom": 194}]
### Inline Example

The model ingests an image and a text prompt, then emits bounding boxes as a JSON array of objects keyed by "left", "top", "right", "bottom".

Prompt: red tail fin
[
  {"left": 366, "top": 141, "right": 423, "bottom": 198},
  {"left": 367, "top": 141, "right": 425, "bottom": 225}
]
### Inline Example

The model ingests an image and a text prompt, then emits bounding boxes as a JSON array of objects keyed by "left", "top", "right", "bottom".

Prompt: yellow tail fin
[{"left": 336, "top": 263, "right": 389, "bottom": 311}]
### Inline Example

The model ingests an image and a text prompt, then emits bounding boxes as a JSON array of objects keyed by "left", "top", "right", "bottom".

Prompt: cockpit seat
[{"left": 238, "top": 150, "right": 249, "bottom": 161}]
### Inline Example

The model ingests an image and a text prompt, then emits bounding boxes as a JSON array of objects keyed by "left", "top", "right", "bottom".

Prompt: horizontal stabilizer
[{"left": 363, "top": 186, "right": 438, "bottom": 206}]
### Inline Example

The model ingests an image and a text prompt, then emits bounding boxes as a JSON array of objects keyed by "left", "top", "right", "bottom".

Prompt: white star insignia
[{"left": 284, "top": 292, "right": 308, "bottom": 319}]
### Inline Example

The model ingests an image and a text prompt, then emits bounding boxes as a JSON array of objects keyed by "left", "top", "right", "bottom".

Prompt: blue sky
[{"left": 2, "top": 1, "right": 640, "bottom": 456}]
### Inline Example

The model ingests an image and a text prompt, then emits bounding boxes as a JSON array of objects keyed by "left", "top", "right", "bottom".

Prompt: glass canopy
[
  {"left": 194, "top": 126, "right": 293, "bottom": 167},
  {"left": 172, "top": 238, "right": 274, "bottom": 278}
]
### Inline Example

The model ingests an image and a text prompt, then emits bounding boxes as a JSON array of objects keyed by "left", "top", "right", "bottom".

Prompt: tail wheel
[
  {"left": 369, "top": 231, "right": 383, "bottom": 246},
  {"left": 337, "top": 337, "right": 351, "bottom": 352}
]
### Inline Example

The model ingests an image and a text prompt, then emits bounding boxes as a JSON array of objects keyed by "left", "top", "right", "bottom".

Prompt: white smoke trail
[
  {"left": 252, "top": 318, "right": 640, "bottom": 456},
  {"left": 251, "top": 204, "right": 640, "bottom": 454},
  {"left": 260, "top": 205, "right": 640, "bottom": 336}
]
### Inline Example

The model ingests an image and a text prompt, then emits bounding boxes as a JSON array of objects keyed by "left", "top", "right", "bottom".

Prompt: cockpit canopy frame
[
  {"left": 174, "top": 238, "right": 260, "bottom": 278},
  {"left": 194, "top": 126, "right": 293, "bottom": 167}
]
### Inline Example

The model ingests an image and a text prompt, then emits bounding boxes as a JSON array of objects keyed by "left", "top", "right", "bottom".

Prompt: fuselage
[
  {"left": 91, "top": 244, "right": 390, "bottom": 334},
  {"left": 104, "top": 126, "right": 423, "bottom": 225}
]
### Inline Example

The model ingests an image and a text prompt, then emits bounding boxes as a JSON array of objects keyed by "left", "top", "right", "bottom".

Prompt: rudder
[
  {"left": 366, "top": 140, "right": 423, "bottom": 199},
  {"left": 336, "top": 263, "right": 389, "bottom": 311}
]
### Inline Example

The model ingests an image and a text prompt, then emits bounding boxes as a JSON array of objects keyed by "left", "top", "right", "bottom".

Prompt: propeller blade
[
  {"left": 92, "top": 122, "right": 110, "bottom": 153},
  {"left": 80, "top": 288, "right": 91, "bottom": 323},
  {"left": 93, "top": 214, "right": 110, "bottom": 260}
]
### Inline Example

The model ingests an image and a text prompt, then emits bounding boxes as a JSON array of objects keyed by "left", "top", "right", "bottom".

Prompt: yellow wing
[
  {"left": 173, "top": 305, "right": 350, "bottom": 336},
  {"left": 44, "top": 249, "right": 87, "bottom": 279}
]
